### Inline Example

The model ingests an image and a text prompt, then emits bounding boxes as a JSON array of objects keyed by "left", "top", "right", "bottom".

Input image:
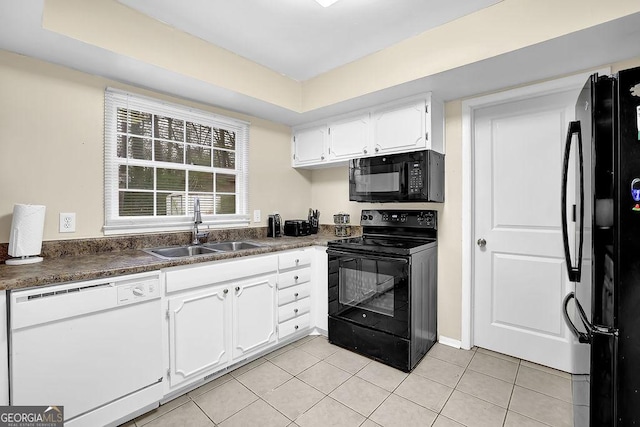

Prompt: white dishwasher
[{"left": 9, "top": 271, "right": 163, "bottom": 427}]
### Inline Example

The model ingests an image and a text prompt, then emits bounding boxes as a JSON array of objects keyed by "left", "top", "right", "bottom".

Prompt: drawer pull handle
[
  {"left": 235, "top": 286, "right": 240, "bottom": 292},
  {"left": 294, "top": 275, "right": 299, "bottom": 281},
  {"left": 294, "top": 325, "right": 299, "bottom": 330},
  {"left": 294, "top": 308, "right": 299, "bottom": 313},
  {"left": 294, "top": 293, "right": 299, "bottom": 297}
]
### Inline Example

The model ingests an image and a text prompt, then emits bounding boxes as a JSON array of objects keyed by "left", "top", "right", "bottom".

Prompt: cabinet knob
[
  {"left": 294, "top": 308, "right": 299, "bottom": 314},
  {"left": 321, "top": 155, "right": 325, "bottom": 160},
  {"left": 375, "top": 147, "right": 379, "bottom": 153},
  {"left": 295, "top": 259, "right": 299, "bottom": 264},
  {"left": 363, "top": 149, "right": 368, "bottom": 154},
  {"left": 294, "top": 325, "right": 299, "bottom": 330},
  {"left": 223, "top": 289, "right": 228, "bottom": 294},
  {"left": 294, "top": 275, "right": 299, "bottom": 281},
  {"left": 294, "top": 293, "right": 299, "bottom": 297},
  {"left": 235, "top": 286, "right": 240, "bottom": 292}
]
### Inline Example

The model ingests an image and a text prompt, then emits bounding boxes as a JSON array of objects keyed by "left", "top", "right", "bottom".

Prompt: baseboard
[
  {"left": 311, "top": 327, "right": 328, "bottom": 337},
  {"left": 438, "top": 336, "right": 462, "bottom": 349}
]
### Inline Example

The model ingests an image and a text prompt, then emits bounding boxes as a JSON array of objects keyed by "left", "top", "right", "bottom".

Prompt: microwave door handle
[
  {"left": 401, "top": 162, "right": 408, "bottom": 194},
  {"left": 561, "top": 120, "right": 583, "bottom": 283}
]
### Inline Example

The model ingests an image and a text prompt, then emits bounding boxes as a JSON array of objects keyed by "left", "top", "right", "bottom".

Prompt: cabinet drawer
[
  {"left": 278, "top": 268, "right": 311, "bottom": 290},
  {"left": 279, "top": 251, "right": 311, "bottom": 270},
  {"left": 278, "top": 282, "right": 311, "bottom": 306},
  {"left": 278, "top": 297, "right": 311, "bottom": 323},
  {"left": 278, "top": 313, "right": 311, "bottom": 340}
]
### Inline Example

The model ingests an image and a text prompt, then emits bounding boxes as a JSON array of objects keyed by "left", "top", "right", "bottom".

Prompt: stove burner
[
  {"left": 328, "top": 209, "right": 438, "bottom": 256},
  {"left": 328, "top": 236, "right": 435, "bottom": 256}
]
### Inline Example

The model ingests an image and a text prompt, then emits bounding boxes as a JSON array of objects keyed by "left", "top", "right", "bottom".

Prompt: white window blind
[{"left": 104, "top": 88, "right": 250, "bottom": 234}]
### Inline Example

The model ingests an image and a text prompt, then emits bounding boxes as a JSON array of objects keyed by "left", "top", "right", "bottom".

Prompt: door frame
[{"left": 460, "top": 68, "right": 610, "bottom": 350}]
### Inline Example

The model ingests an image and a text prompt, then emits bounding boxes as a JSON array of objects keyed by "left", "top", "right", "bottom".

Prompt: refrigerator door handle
[
  {"left": 561, "top": 120, "right": 585, "bottom": 282},
  {"left": 562, "top": 292, "right": 592, "bottom": 343}
]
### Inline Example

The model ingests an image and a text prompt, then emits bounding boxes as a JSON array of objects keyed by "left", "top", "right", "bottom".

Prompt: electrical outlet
[
  {"left": 253, "top": 210, "right": 261, "bottom": 222},
  {"left": 59, "top": 213, "right": 76, "bottom": 233}
]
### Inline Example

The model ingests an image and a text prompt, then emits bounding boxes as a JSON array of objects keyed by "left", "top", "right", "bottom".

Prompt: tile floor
[{"left": 122, "top": 336, "right": 574, "bottom": 427}]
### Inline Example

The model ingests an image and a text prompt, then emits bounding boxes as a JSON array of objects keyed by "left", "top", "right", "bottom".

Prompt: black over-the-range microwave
[{"left": 349, "top": 149, "right": 444, "bottom": 203}]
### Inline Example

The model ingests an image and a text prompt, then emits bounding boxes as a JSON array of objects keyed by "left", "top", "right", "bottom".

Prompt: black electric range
[{"left": 327, "top": 209, "right": 438, "bottom": 372}]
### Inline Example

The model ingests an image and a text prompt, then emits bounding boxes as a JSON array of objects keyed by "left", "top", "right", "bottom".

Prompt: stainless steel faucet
[{"left": 192, "top": 197, "right": 208, "bottom": 245}]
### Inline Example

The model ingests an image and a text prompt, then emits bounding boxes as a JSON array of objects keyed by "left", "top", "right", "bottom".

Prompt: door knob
[{"left": 477, "top": 238, "right": 487, "bottom": 248}]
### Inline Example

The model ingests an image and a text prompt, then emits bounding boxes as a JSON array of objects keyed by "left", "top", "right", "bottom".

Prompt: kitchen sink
[
  {"left": 203, "top": 241, "right": 264, "bottom": 252},
  {"left": 144, "top": 245, "right": 220, "bottom": 259},
  {"left": 144, "top": 241, "right": 264, "bottom": 259}
]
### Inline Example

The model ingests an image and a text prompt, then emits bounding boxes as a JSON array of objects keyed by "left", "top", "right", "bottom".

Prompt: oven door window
[{"left": 334, "top": 253, "right": 409, "bottom": 338}]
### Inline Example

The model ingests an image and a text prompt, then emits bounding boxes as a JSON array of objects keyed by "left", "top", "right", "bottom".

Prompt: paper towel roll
[{"left": 8, "top": 204, "right": 46, "bottom": 258}]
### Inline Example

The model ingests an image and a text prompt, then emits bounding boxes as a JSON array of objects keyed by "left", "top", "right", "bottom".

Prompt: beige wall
[
  {"left": 41, "top": 0, "right": 640, "bottom": 112},
  {"left": 301, "top": 0, "right": 640, "bottom": 109},
  {"left": 310, "top": 101, "right": 462, "bottom": 340},
  {"left": 0, "top": 50, "right": 311, "bottom": 242},
  {"left": 43, "top": 0, "right": 302, "bottom": 111},
  {"left": 5, "top": 0, "right": 640, "bottom": 344},
  {"left": 3, "top": 46, "right": 639, "bottom": 344},
  {"left": 310, "top": 56, "right": 640, "bottom": 342}
]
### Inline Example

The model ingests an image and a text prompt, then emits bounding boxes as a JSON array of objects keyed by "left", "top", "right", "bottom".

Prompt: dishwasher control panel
[{"left": 117, "top": 278, "right": 160, "bottom": 304}]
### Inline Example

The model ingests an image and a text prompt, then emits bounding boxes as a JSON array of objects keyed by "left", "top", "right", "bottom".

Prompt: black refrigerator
[{"left": 562, "top": 65, "right": 640, "bottom": 426}]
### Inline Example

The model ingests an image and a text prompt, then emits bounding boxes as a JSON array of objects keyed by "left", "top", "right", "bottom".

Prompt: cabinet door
[
  {"left": 168, "top": 286, "right": 231, "bottom": 389},
  {"left": 372, "top": 99, "right": 427, "bottom": 154},
  {"left": 292, "top": 125, "right": 327, "bottom": 166},
  {"left": 232, "top": 274, "right": 277, "bottom": 360},
  {"left": 328, "top": 114, "right": 370, "bottom": 160}
]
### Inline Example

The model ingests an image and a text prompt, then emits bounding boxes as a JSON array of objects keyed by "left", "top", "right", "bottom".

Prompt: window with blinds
[{"left": 104, "top": 88, "right": 250, "bottom": 234}]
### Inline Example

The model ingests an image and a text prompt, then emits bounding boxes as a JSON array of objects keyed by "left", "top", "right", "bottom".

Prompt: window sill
[{"left": 103, "top": 217, "right": 251, "bottom": 236}]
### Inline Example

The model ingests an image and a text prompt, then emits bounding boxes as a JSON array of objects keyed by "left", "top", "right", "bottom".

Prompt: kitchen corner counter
[{"left": 0, "top": 234, "right": 337, "bottom": 291}]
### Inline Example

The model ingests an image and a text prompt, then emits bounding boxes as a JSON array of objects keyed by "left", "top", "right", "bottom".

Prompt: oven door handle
[{"left": 327, "top": 249, "right": 409, "bottom": 264}]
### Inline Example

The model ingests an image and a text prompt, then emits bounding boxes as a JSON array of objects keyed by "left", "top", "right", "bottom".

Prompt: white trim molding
[{"left": 438, "top": 336, "right": 462, "bottom": 349}]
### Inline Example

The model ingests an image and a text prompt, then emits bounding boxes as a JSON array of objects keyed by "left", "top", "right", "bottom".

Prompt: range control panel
[{"left": 360, "top": 209, "right": 437, "bottom": 229}]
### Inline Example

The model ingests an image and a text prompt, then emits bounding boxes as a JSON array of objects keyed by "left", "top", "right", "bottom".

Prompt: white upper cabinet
[
  {"left": 327, "top": 113, "right": 371, "bottom": 161},
  {"left": 372, "top": 98, "right": 427, "bottom": 155},
  {"left": 292, "top": 93, "right": 444, "bottom": 168},
  {"left": 291, "top": 125, "right": 327, "bottom": 167}
]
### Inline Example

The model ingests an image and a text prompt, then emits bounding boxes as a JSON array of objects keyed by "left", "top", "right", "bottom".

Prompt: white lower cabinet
[
  {"left": 277, "top": 249, "right": 314, "bottom": 340},
  {"left": 163, "top": 254, "right": 278, "bottom": 393},
  {"left": 167, "top": 285, "right": 231, "bottom": 389},
  {"left": 162, "top": 248, "right": 325, "bottom": 397},
  {"left": 232, "top": 273, "right": 277, "bottom": 359},
  {"left": 278, "top": 313, "right": 311, "bottom": 340}
]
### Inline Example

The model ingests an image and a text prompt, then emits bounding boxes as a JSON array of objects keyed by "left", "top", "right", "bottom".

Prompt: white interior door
[{"left": 472, "top": 89, "right": 587, "bottom": 372}]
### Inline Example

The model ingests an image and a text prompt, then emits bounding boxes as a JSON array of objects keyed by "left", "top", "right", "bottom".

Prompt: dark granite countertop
[{"left": 0, "top": 233, "right": 337, "bottom": 291}]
